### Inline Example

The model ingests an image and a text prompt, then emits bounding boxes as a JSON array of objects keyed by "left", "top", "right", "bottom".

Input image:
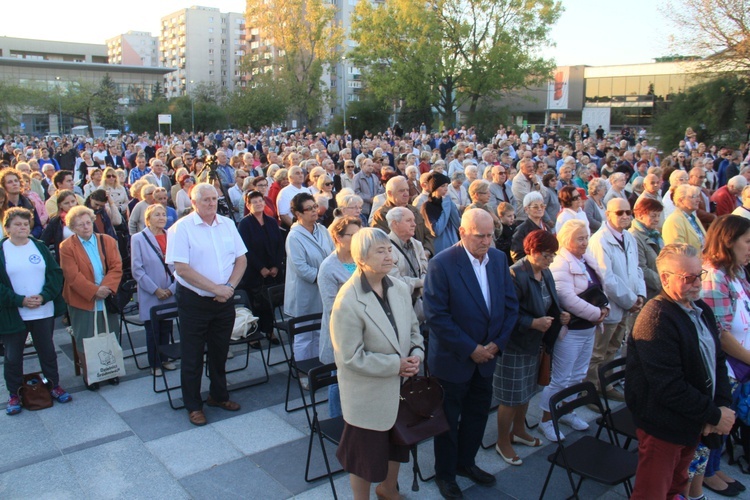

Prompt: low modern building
[
  {"left": 484, "top": 59, "right": 706, "bottom": 132},
  {"left": 0, "top": 37, "right": 172, "bottom": 135}
]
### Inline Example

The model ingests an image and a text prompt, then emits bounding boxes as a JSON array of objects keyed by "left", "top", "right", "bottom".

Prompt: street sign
[{"left": 158, "top": 114, "right": 172, "bottom": 125}]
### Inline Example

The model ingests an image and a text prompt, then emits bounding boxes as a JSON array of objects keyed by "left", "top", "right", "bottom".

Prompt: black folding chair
[
  {"left": 265, "top": 284, "right": 290, "bottom": 367},
  {"left": 285, "top": 313, "right": 325, "bottom": 428},
  {"left": 150, "top": 303, "right": 183, "bottom": 410},
  {"left": 596, "top": 357, "right": 637, "bottom": 449},
  {"left": 304, "top": 363, "right": 344, "bottom": 498},
  {"left": 114, "top": 279, "right": 148, "bottom": 370},
  {"left": 539, "top": 382, "right": 638, "bottom": 500}
]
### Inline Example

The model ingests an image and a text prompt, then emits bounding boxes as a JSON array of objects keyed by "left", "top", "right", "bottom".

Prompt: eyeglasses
[
  {"left": 611, "top": 210, "right": 632, "bottom": 217},
  {"left": 106, "top": 174, "right": 116, "bottom": 178},
  {"left": 664, "top": 269, "right": 707, "bottom": 285},
  {"left": 256, "top": 183, "right": 268, "bottom": 187},
  {"left": 570, "top": 196, "right": 581, "bottom": 201},
  {"left": 541, "top": 252, "right": 556, "bottom": 261},
  {"left": 527, "top": 204, "right": 546, "bottom": 210},
  {"left": 301, "top": 204, "right": 319, "bottom": 212},
  {"left": 324, "top": 182, "right": 333, "bottom": 186}
]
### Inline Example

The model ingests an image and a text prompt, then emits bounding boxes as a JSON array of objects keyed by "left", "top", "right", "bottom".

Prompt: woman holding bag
[
  {"left": 59, "top": 205, "right": 122, "bottom": 391},
  {"left": 330, "top": 228, "right": 424, "bottom": 500},
  {"left": 0, "top": 208, "right": 71, "bottom": 415},
  {"left": 493, "top": 230, "right": 569, "bottom": 465},
  {"left": 131, "top": 204, "right": 177, "bottom": 377}
]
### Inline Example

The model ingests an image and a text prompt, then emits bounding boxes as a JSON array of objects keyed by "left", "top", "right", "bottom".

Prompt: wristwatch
[{"left": 225, "top": 282, "right": 235, "bottom": 290}]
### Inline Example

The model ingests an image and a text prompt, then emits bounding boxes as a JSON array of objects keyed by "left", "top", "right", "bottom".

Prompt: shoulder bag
[
  {"left": 567, "top": 284, "right": 609, "bottom": 331},
  {"left": 390, "top": 350, "right": 449, "bottom": 446},
  {"left": 19, "top": 373, "right": 52, "bottom": 411}
]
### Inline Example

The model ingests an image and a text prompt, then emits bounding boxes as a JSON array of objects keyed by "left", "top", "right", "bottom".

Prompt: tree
[
  {"left": 328, "top": 91, "right": 391, "bottom": 136},
  {"left": 664, "top": 0, "right": 750, "bottom": 74},
  {"left": 94, "top": 75, "right": 122, "bottom": 130},
  {"left": 0, "top": 81, "right": 45, "bottom": 133},
  {"left": 351, "top": 0, "right": 562, "bottom": 127},
  {"left": 53, "top": 81, "right": 100, "bottom": 137},
  {"left": 652, "top": 75, "right": 750, "bottom": 151},
  {"left": 245, "top": 0, "right": 344, "bottom": 126},
  {"left": 226, "top": 76, "right": 289, "bottom": 129}
]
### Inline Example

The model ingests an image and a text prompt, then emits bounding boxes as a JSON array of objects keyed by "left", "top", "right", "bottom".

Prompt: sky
[{"left": 2, "top": 0, "right": 670, "bottom": 67}]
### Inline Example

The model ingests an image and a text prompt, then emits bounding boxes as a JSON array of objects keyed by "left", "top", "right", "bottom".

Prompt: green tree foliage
[
  {"left": 127, "top": 100, "right": 168, "bottom": 135},
  {"left": 245, "top": 0, "right": 344, "bottom": 127},
  {"left": 227, "top": 76, "right": 289, "bottom": 129},
  {"left": 350, "top": 0, "right": 561, "bottom": 127},
  {"left": 0, "top": 81, "right": 45, "bottom": 132},
  {"left": 652, "top": 75, "right": 750, "bottom": 150},
  {"left": 328, "top": 92, "right": 391, "bottom": 136},
  {"left": 95, "top": 75, "right": 122, "bottom": 131}
]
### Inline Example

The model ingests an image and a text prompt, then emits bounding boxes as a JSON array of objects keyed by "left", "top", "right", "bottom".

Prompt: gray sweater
[{"left": 317, "top": 251, "right": 356, "bottom": 364}]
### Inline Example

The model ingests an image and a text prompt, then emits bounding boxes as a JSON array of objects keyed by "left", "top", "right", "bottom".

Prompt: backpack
[{"left": 727, "top": 382, "right": 750, "bottom": 474}]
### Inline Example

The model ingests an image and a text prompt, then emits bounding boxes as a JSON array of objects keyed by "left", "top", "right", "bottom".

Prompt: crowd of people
[{"left": 2, "top": 123, "right": 750, "bottom": 499}]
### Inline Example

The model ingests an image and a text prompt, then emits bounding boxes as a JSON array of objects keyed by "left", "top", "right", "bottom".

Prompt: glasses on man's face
[
  {"left": 664, "top": 269, "right": 707, "bottom": 285},
  {"left": 527, "top": 204, "right": 546, "bottom": 210},
  {"left": 612, "top": 209, "right": 632, "bottom": 217},
  {"left": 256, "top": 183, "right": 268, "bottom": 188},
  {"left": 301, "top": 204, "right": 319, "bottom": 213}
]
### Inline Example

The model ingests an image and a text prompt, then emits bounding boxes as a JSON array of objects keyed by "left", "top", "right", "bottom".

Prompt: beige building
[
  {"left": 160, "top": 6, "right": 246, "bottom": 98},
  {"left": 106, "top": 31, "right": 159, "bottom": 67},
  {"left": 0, "top": 37, "right": 172, "bottom": 135}
]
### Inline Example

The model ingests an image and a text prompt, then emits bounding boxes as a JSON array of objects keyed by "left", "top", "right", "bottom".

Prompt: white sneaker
[
  {"left": 151, "top": 367, "right": 163, "bottom": 377},
  {"left": 539, "top": 420, "right": 564, "bottom": 442},
  {"left": 559, "top": 412, "right": 589, "bottom": 431},
  {"left": 161, "top": 362, "right": 177, "bottom": 371},
  {"left": 227, "top": 350, "right": 235, "bottom": 359}
]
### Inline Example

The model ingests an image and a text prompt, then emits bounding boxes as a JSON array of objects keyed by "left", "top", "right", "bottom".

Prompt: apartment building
[
  {"left": 160, "top": 6, "right": 246, "bottom": 98},
  {"left": 106, "top": 31, "right": 159, "bottom": 67}
]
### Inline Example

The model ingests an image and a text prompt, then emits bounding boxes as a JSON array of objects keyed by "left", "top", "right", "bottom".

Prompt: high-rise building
[
  {"left": 106, "top": 31, "right": 159, "bottom": 67},
  {"left": 160, "top": 6, "right": 246, "bottom": 98}
]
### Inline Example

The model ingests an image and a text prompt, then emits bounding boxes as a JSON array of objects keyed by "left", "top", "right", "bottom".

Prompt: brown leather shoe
[
  {"left": 206, "top": 397, "right": 240, "bottom": 411},
  {"left": 188, "top": 410, "right": 207, "bottom": 426}
]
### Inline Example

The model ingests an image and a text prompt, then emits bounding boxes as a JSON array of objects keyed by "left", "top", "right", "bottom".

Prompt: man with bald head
[
  {"left": 372, "top": 175, "right": 434, "bottom": 257},
  {"left": 424, "top": 209, "right": 519, "bottom": 498},
  {"left": 586, "top": 198, "right": 646, "bottom": 400}
]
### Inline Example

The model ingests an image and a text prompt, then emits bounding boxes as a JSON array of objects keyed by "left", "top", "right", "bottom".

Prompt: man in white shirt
[
  {"left": 276, "top": 166, "right": 311, "bottom": 229},
  {"left": 143, "top": 159, "right": 172, "bottom": 199},
  {"left": 166, "top": 183, "right": 247, "bottom": 427},
  {"left": 228, "top": 170, "right": 247, "bottom": 222}
]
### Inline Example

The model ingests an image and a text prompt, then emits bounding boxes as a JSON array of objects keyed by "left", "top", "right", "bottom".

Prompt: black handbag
[
  {"left": 390, "top": 371, "right": 450, "bottom": 446},
  {"left": 567, "top": 284, "right": 609, "bottom": 330},
  {"left": 99, "top": 234, "right": 123, "bottom": 314}
]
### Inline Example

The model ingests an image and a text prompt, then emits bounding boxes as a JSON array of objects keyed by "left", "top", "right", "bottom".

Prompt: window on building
[{"left": 208, "top": 28, "right": 214, "bottom": 33}]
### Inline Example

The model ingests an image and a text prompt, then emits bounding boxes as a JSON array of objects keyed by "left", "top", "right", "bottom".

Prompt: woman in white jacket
[{"left": 537, "top": 219, "right": 609, "bottom": 442}]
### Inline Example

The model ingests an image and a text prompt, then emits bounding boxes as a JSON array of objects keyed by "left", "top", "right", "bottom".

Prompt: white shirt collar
[{"left": 464, "top": 245, "right": 489, "bottom": 267}]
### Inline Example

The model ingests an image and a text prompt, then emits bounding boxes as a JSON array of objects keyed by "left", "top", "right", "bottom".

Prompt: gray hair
[
  {"left": 191, "top": 182, "right": 217, "bottom": 201},
  {"left": 728, "top": 175, "right": 748, "bottom": 192},
  {"left": 557, "top": 219, "right": 589, "bottom": 250},
  {"left": 468, "top": 179, "right": 490, "bottom": 199},
  {"left": 465, "top": 165, "right": 478, "bottom": 177},
  {"left": 405, "top": 165, "right": 419, "bottom": 176},
  {"left": 287, "top": 166, "right": 303, "bottom": 179},
  {"left": 655, "top": 243, "right": 698, "bottom": 274},
  {"left": 314, "top": 193, "right": 329, "bottom": 210},
  {"left": 609, "top": 172, "right": 626, "bottom": 183},
  {"left": 673, "top": 183, "right": 700, "bottom": 204},
  {"left": 451, "top": 171, "right": 466, "bottom": 182},
  {"left": 522, "top": 191, "right": 544, "bottom": 208},
  {"left": 588, "top": 177, "right": 607, "bottom": 196},
  {"left": 352, "top": 227, "right": 391, "bottom": 265},
  {"left": 385, "top": 175, "right": 407, "bottom": 194},
  {"left": 386, "top": 206, "right": 412, "bottom": 229},
  {"left": 336, "top": 190, "right": 362, "bottom": 208}
]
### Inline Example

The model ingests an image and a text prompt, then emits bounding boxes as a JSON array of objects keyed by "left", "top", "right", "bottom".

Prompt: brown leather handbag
[
  {"left": 390, "top": 374, "right": 450, "bottom": 446},
  {"left": 19, "top": 373, "right": 52, "bottom": 411}
]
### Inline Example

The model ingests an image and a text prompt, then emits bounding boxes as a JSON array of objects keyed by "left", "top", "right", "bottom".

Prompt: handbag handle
[{"left": 93, "top": 306, "right": 110, "bottom": 338}]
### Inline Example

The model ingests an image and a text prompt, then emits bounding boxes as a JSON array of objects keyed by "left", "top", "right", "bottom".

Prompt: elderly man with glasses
[{"left": 586, "top": 198, "right": 646, "bottom": 401}]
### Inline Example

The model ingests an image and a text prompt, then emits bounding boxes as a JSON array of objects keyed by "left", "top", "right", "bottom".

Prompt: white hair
[
  {"left": 386, "top": 206, "right": 412, "bottom": 229},
  {"left": 191, "top": 182, "right": 217, "bottom": 201}
]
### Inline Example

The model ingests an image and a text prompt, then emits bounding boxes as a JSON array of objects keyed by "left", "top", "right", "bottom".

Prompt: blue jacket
[{"left": 423, "top": 243, "right": 519, "bottom": 383}]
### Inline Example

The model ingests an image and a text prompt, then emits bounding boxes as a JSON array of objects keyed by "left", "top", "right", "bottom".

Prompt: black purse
[
  {"left": 98, "top": 234, "right": 123, "bottom": 314},
  {"left": 567, "top": 284, "right": 609, "bottom": 330}
]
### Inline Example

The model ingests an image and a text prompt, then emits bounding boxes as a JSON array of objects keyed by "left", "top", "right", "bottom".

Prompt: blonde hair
[{"left": 65, "top": 205, "right": 95, "bottom": 228}]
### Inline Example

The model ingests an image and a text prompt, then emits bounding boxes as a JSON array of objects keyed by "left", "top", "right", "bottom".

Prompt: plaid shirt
[{"left": 701, "top": 264, "right": 750, "bottom": 332}]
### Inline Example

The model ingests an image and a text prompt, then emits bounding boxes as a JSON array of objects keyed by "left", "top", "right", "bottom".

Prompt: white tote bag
[
  {"left": 231, "top": 306, "right": 260, "bottom": 341},
  {"left": 83, "top": 307, "right": 126, "bottom": 383}
]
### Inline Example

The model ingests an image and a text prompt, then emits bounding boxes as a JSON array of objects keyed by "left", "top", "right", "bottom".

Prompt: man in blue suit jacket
[{"left": 424, "top": 209, "right": 519, "bottom": 499}]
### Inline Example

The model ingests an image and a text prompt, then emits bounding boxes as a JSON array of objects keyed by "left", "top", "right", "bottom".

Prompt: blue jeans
[
  {"left": 704, "top": 442, "right": 724, "bottom": 478},
  {"left": 328, "top": 382, "right": 342, "bottom": 418}
]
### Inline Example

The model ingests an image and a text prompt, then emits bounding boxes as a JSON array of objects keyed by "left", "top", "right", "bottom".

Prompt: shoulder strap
[
  {"left": 98, "top": 234, "right": 107, "bottom": 273},
  {"left": 142, "top": 233, "right": 174, "bottom": 283},
  {"left": 392, "top": 239, "right": 419, "bottom": 277}
]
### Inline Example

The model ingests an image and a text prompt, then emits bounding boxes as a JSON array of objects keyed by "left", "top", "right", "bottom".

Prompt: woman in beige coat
[{"left": 330, "top": 227, "right": 425, "bottom": 500}]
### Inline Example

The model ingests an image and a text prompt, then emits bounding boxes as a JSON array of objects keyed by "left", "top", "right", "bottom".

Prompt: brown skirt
[{"left": 336, "top": 421, "right": 410, "bottom": 483}]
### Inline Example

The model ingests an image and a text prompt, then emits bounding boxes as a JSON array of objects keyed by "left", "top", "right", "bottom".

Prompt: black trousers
[
  {"left": 175, "top": 284, "right": 235, "bottom": 412},
  {"left": 4, "top": 317, "right": 59, "bottom": 394},
  {"left": 434, "top": 367, "right": 493, "bottom": 481}
]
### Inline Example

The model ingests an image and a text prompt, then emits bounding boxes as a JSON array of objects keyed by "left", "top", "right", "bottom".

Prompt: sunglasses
[
  {"left": 324, "top": 182, "right": 333, "bottom": 186},
  {"left": 106, "top": 175, "right": 116, "bottom": 178},
  {"left": 611, "top": 210, "right": 632, "bottom": 217}
]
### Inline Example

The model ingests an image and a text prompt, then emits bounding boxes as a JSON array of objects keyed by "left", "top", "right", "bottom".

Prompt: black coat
[
  {"left": 508, "top": 258, "right": 562, "bottom": 355},
  {"left": 510, "top": 218, "right": 546, "bottom": 263},
  {"left": 237, "top": 213, "right": 284, "bottom": 290},
  {"left": 626, "top": 294, "right": 732, "bottom": 446}
]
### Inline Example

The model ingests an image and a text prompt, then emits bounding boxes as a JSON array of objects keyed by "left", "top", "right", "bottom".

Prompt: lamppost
[
  {"left": 55, "top": 76, "right": 63, "bottom": 134},
  {"left": 341, "top": 55, "right": 347, "bottom": 133},
  {"left": 189, "top": 80, "right": 195, "bottom": 133}
]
